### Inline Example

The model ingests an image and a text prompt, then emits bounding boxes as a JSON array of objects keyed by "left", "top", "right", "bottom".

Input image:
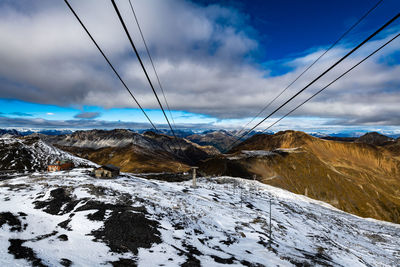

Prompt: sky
[{"left": 0, "top": 0, "right": 399, "bottom": 135}]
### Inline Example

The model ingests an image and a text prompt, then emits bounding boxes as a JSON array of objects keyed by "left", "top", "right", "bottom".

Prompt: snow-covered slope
[
  {"left": 0, "top": 136, "right": 96, "bottom": 171},
  {"left": 0, "top": 169, "right": 399, "bottom": 266}
]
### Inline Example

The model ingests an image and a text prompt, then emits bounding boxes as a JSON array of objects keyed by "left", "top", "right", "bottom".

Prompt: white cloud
[{"left": 0, "top": 0, "right": 399, "bottom": 127}]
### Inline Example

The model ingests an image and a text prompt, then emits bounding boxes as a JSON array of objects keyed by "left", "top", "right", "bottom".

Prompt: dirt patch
[
  {"left": 8, "top": 239, "right": 47, "bottom": 267},
  {"left": 240, "top": 260, "right": 266, "bottom": 267},
  {"left": 82, "top": 184, "right": 119, "bottom": 198},
  {"left": 172, "top": 242, "right": 202, "bottom": 267},
  {"left": 295, "top": 248, "right": 334, "bottom": 267},
  {"left": 57, "top": 219, "right": 72, "bottom": 231},
  {"left": 32, "top": 231, "right": 58, "bottom": 241},
  {"left": 365, "top": 233, "right": 387, "bottom": 243},
  {"left": 58, "top": 234, "right": 68, "bottom": 241},
  {"left": 219, "top": 236, "right": 237, "bottom": 246},
  {"left": 75, "top": 200, "right": 145, "bottom": 221},
  {"left": 34, "top": 188, "right": 80, "bottom": 215},
  {"left": 211, "top": 255, "right": 236, "bottom": 264},
  {"left": 111, "top": 258, "right": 138, "bottom": 266},
  {"left": 91, "top": 206, "right": 161, "bottom": 254},
  {"left": 1, "top": 183, "right": 31, "bottom": 191},
  {"left": 60, "top": 258, "right": 72, "bottom": 267},
  {"left": 0, "top": 212, "right": 25, "bottom": 232}
]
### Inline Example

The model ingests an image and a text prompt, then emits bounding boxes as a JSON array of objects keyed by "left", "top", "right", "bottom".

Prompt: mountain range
[
  {"left": 38, "top": 129, "right": 218, "bottom": 173},
  {"left": 200, "top": 130, "right": 400, "bottom": 224},
  {"left": 1, "top": 128, "right": 400, "bottom": 224}
]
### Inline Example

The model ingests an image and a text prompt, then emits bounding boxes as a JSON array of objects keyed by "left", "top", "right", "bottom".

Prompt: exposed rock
[
  {"left": 0, "top": 212, "right": 24, "bottom": 232},
  {"left": 34, "top": 188, "right": 80, "bottom": 215},
  {"left": 57, "top": 234, "right": 68, "bottom": 241},
  {"left": 91, "top": 209, "right": 161, "bottom": 254},
  {"left": 8, "top": 239, "right": 47, "bottom": 267}
]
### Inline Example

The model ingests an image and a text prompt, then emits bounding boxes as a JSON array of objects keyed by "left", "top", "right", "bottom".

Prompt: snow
[
  {"left": 241, "top": 150, "right": 276, "bottom": 157},
  {"left": 0, "top": 136, "right": 97, "bottom": 171},
  {"left": 228, "top": 148, "right": 303, "bottom": 160},
  {"left": 0, "top": 169, "right": 399, "bottom": 266}
]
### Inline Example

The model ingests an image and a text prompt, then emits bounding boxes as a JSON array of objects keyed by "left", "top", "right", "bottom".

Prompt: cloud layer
[
  {"left": 74, "top": 112, "right": 100, "bottom": 119},
  {"left": 0, "top": 0, "right": 399, "bottom": 127}
]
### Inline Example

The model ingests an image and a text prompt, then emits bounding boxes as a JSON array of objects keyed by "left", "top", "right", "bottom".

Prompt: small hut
[
  {"left": 93, "top": 164, "right": 120, "bottom": 178},
  {"left": 48, "top": 159, "right": 74, "bottom": 172}
]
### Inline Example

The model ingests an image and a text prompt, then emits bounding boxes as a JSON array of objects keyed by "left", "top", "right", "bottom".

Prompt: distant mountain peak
[{"left": 355, "top": 131, "right": 394, "bottom": 146}]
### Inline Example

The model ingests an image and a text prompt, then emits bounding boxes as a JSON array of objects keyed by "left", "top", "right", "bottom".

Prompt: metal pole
[
  {"left": 269, "top": 197, "right": 272, "bottom": 247},
  {"left": 240, "top": 186, "right": 243, "bottom": 207}
]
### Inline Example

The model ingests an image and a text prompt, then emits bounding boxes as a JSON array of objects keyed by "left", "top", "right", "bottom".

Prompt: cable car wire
[
  {"left": 111, "top": 0, "right": 191, "bottom": 163},
  {"left": 128, "top": 0, "right": 177, "bottom": 130},
  {"left": 64, "top": 0, "right": 158, "bottom": 131},
  {"left": 225, "top": 12, "right": 400, "bottom": 152},
  {"left": 262, "top": 32, "right": 400, "bottom": 134},
  {"left": 110, "top": 0, "right": 178, "bottom": 140},
  {"left": 233, "top": 0, "right": 384, "bottom": 139}
]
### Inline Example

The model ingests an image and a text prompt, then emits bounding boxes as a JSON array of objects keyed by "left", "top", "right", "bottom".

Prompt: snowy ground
[{"left": 0, "top": 168, "right": 399, "bottom": 266}]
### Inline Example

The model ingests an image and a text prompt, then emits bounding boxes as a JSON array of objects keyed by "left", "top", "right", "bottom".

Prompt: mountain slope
[
  {"left": 355, "top": 132, "right": 394, "bottom": 146},
  {"left": 0, "top": 135, "right": 95, "bottom": 171},
  {"left": 41, "top": 129, "right": 216, "bottom": 173},
  {"left": 384, "top": 138, "right": 400, "bottom": 158},
  {"left": 200, "top": 130, "right": 400, "bottom": 223},
  {"left": 186, "top": 130, "right": 236, "bottom": 152},
  {"left": 56, "top": 144, "right": 190, "bottom": 173},
  {"left": 0, "top": 169, "right": 398, "bottom": 266}
]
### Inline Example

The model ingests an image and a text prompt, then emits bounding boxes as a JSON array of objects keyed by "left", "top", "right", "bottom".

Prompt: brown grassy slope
[
  {"left": 201, "top": 130, "right": 400, "bottom": 223},
  {"left": 57, "top": 145, "right": 190, "bottom": 173},
  {"left": 383, "top": 139, "right": 400, "bottom": 159}
]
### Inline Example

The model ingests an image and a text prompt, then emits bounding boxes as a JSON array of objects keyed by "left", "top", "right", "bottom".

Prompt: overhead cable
[
  {"left": 64, "top": 0, "right": 158, "bottom": 131},
  {"left": 262, "top": 32, "right": 400, "bottom": 133},
  {"left": 110, "top": 0, "right": 178, "bottom": 141},
  {"left": 234, "top": 0, "right": 384, "bottom": 138},
  {"left": 226, "top": 12, "right": 400, "bottom": 152},
  {"left": 128, "top": 0, "right": 177, "bottom": 129}
]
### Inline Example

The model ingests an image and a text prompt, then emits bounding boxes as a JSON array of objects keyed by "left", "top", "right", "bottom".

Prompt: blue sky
[
  {"left": 197, "top": 0, "right": 397, "bottom": 59},
  {"left": 0, "top": 0, "right": 399, "bottom": 134}
]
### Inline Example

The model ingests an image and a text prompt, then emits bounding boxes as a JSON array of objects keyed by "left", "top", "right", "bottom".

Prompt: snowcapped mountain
[
  {"left": 0, "top": 135, "right": 96, "bottom": 171},
  {"left": 0, "top": 169, "right": 398, "bottom": 266}
]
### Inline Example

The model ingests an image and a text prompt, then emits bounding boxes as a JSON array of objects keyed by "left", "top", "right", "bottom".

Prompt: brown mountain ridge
[
  {"left": 44, "top": 129, "right": 218, "bottom": 173},
  {"left": 200, "top": 130, "right": 400, "bottom": 223}
]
